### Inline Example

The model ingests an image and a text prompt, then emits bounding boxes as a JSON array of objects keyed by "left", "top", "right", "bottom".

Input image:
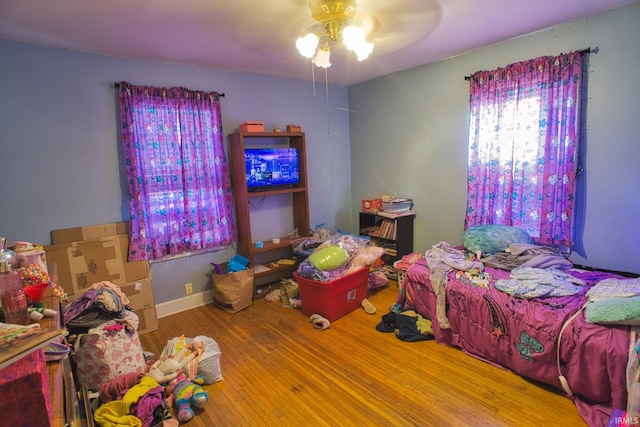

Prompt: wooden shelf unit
[{"left": 228, "top": 130, "right": 310, "bottom": 291}]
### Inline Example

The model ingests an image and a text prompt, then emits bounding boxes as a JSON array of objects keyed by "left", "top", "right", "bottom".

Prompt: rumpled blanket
[
  {"left": 425, "top": 242, "right": 483, "bottom": 329},
  {"left": 495, "top": 266, "right": 586, "bottom": 298},
  {"left": 480, "top": 243, "right": 572, "bottom": 271}
]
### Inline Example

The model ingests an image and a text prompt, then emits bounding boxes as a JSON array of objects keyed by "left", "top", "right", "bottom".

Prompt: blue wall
[
  {"left": 348, "top": 4, "right": 640, "bottom": 274},
  {"left": 0, "top": 42, "right": 353, "bottom": 304}
]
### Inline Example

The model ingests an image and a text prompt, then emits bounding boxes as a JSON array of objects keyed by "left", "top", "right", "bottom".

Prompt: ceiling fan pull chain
[
  {"left": 325, "top": 67, "right": 331, "bottom": 134},
  {"left": 312, "top": 60, "right": 316, "bottom": 97}
]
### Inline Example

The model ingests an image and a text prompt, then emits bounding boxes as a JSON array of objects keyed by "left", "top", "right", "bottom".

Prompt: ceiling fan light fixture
[
  {"left": 296, "top": 0, "right": 374, "bottom": 68},
  {"left": 313, "top": 44, "right": 331, "bottom": 68},
  {"left": 296, "top": 33, "right": 320, "bottom": 58},
  {"left": 342, "top": 25, "right": 365, "bottom": 49},
  {"left": 353, "top": 41, "right": 374, "bottom": 61}
]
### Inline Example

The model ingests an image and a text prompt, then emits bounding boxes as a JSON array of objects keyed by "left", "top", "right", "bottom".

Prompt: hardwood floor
[{"left": 139, "top": 283, "right": 587, "bottom": 426}]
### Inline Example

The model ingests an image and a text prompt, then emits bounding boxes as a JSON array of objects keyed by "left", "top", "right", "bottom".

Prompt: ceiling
[{"left": 0, "top": 0, "right": 637, "bottom": 86}]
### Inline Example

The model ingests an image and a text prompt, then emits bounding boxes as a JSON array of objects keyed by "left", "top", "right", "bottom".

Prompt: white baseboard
[{"left": 155, "top": 290, "right": 215, "bottom": 319}]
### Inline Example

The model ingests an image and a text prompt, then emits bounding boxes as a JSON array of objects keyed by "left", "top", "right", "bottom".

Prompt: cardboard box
[
  {"left": 121, "top": 277, "right": 158, "bottom": 335},
  {"left": 239, "top": 121, "right": 264, "bottom": 132},
  {"left": 361, "top": 198, "right": 383, "bottom": 213},
  {"left": 51, "top": 222, "right": 128, "bottom": 244},
  {"left": 294, "top": 267, "right": 369, "bottom": 322},
  {"left": 45, "top": 237, "right": 125, "bottom": 296},
  {"left": 45, "top": 235, "right": 150, "bottom": 297},
  {"left": 286, "top": 124, "right": 301, "bottom": 133}
]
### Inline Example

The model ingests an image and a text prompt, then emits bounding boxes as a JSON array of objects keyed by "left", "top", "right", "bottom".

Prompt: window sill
[{"left": 149, "top": 244, "right": 231, "bottom": 264}]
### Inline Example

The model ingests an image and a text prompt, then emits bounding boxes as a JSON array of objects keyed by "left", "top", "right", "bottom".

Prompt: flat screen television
[{"left": 244, "top": 147, "right": 300, "bottom": 191}]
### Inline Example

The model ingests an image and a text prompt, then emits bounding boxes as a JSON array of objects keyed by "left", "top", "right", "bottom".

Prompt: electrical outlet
[{"left": 184, "top": 283, "right": 193, "bottom": 295}]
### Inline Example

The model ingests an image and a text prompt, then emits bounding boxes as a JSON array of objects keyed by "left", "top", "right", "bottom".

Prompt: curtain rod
[
  {"left": 112, "top": 82, "right": 225, "bottom": 97},
  {"left": 463, "top": 47, "right": 595, "bottom": 81}
]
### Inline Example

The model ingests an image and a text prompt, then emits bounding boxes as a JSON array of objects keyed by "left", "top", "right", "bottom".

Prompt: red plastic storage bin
[{"left": 294, "top": 267, "right": 369, "bottom": 322}]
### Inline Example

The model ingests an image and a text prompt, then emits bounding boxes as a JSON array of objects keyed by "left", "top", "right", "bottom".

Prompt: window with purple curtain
[
  {"left": 118, "top": 82, "right": 236, "bottom": 261},
  {"left": 465, "top": 51, "right": 586, "bottom": 247}
]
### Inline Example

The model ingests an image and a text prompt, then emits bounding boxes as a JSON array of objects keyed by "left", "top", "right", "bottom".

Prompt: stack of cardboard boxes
[{"left": 44, "top": 222, "right": 158, "bottom": 335}]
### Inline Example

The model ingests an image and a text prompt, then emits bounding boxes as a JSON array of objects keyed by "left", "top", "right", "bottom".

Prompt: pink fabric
[
  {"left": 0, "top": 349, "right": 51, "bottom": 426},
  {"left": 118, "top": 82, "right": 236, "bottom": 261},
  {"left": 399, "top": 259, "right": 630, "bottom": 427},
  {"left": 466, "top": 51, "right": 584, "bottom": 247},
  {"left": 99, "top": 372, "right": 144, "bottom": 403}
]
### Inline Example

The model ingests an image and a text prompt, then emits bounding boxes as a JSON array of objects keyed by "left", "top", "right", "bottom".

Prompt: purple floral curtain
[
  {"left": 465, "top": 51, "right": 585, "bottom": 247},
  {"left": 118, "top": 82, "right": 236, "bottom": 260}
]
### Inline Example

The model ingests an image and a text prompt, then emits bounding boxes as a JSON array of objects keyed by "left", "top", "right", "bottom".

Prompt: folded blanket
[
  {"left": 586, "top": 277, "right": 640, "bottom": 301},
  {"left": 584, "top": 277, "right": 640, "bottom": 325},
  {"left": 585, "top": 296, "right": 640, "bottom": 325},
  {"left": 495, "top": 266, "right": 585, "bottom": 299}
]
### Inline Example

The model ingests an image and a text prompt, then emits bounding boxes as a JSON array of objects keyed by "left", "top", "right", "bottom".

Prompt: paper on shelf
[{"left": 253, "top": 265, "right": 271, "bottom": 274}]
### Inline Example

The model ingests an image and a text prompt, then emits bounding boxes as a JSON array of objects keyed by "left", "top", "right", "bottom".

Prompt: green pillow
[{"left": 309, "top": 245, "right": 349, "bottom": 271}]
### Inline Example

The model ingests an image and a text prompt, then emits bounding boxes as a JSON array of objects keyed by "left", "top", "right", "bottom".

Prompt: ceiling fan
[{"left": 294, "top": 0, "right": 443, "bottom": 68}]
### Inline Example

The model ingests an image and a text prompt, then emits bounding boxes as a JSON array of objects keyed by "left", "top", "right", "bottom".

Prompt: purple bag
[{"left": 368, "top": 270, "right": 388, "bottom": 290}]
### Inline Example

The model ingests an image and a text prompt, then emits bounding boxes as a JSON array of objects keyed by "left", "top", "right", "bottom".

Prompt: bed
[{"left": 394, "top": 230, "right": 639, "bottom": 427}]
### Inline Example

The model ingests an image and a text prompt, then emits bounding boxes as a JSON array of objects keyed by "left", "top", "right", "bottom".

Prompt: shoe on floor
[
  {"left": 310, "top": 314, "right": 331, "bottom": 330},
  {"left": 361, "top": 298, "right": 376, "bottom": 315}
]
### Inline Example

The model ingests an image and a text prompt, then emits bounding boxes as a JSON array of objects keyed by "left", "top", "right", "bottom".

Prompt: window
[
  {"left": 118, "top": 82, "right": 236, "bottom": 260},
  {"left": 465, "top": 51, "right": 587, "bottom": 247}
]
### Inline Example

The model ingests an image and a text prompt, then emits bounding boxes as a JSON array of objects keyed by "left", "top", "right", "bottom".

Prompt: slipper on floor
[
  {"left": 361, "top": 298, "right": 376, "bottom": 315},
  {"left": 309, "top": 314, "right": 331, "bottom": 330}
]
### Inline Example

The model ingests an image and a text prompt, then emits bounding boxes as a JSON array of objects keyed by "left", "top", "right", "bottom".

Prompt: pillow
[
  {"left": 308, "top": 245, "right": 350, "bottom": 271},
  {"left": 461, "top": 224, "right": 533, "bottom": 257},
  {"left": 585, "top": 296, "right": 640, "bottom": 325}
]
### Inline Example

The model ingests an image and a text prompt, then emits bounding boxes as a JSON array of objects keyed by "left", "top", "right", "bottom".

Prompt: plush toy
[
  {"left": 165, "top": 373, "right": 209, "bottom": 423},
  {"left": 147, "top": 358, "right": 182, "bottom": 385}
]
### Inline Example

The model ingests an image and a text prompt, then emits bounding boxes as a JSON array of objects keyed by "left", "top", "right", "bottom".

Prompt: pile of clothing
[{"left": 64, "top": 281, "right": 224, "bottom": 426}]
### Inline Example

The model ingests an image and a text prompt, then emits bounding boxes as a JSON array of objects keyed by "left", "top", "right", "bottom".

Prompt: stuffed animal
[
  {"left": 165, "top": 373, "right": 209, "bottom": 422},
  {"left": 147, "top": 358, "right": 182, "bottom": 385}
]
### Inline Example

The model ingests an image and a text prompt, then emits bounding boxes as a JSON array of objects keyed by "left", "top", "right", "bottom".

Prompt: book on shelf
[{"left": 376, "top": 219, "right": 398, "bottom": 240}]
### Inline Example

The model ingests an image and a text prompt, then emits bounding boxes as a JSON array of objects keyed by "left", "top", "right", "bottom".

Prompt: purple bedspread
[{"left": 398, "top": 258, "right": 631, "bottom": 427}]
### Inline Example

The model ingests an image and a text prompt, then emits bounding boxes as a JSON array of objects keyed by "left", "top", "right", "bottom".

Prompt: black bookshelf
[{"left": 359, "top": 212, "right": 415, "bottom": 265}]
